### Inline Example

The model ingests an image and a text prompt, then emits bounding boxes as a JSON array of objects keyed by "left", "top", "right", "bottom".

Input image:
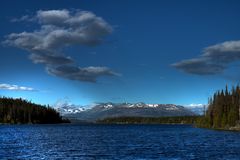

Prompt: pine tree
[
  {"left": 0, "top": 97, "right": 70, "bottom": 124},
  {"left": 198, "top": 85, "right": 240, "bottom": 128}
]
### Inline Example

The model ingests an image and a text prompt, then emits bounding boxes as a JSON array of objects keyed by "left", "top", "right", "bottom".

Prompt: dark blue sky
[{"left": 0, "top": 0, "right": 240, "bottom": 106}]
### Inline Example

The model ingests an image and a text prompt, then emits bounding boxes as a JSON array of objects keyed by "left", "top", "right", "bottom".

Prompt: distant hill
[
  {"left": 97, "top": 116, "right": 200, "bottom": 124},
  {"left": 64, "top": 102, "right": 196, "bottom": 122},
  {"left": 0, "top": 97, "right": 69, "bottom": 124}
]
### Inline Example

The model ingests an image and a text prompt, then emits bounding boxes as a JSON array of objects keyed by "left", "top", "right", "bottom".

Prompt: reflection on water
[{"left": 0, "top": 124, "right": 240, "bottom": 159}]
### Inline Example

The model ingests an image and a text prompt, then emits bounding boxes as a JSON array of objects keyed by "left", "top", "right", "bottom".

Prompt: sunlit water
[{"left": 1, "top": 124, "right": 240, "bottom": 159}]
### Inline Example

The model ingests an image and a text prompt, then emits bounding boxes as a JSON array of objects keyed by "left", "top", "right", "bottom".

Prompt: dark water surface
[{"left": 0, "top": 124, "right": 240, "bottom": 159}]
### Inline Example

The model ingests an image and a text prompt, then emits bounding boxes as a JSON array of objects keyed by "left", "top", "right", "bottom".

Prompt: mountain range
[{"left": 56, "top": 102, "right": 196, "bottom": 122}]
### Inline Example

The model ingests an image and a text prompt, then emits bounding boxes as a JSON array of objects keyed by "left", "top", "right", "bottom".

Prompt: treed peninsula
[
  {"left": 97, "top": 116, "right": 200, "bottom": 124},
  {"left": 0, "top": 97, "right": 69, "bottom": 124},
  {"left": 196, "top": 85, "right": 240, "bottom": 130}
]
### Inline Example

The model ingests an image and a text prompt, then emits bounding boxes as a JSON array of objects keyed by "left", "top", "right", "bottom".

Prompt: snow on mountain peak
[
  {"left": 53, "top": 99, "right": 85, "bottom": 115},
  {"left": 103, "top": 104, "right": 113, "bottom": 109}
]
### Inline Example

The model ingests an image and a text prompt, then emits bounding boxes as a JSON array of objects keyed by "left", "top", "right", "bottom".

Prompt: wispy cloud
[
  {"left": 172, "top": 40, "right": 240, "bottom": 75},
  {"left": 10, "top": 15, "right": 35, "bottom": 22},
  {"left": 0, "top": 83, "right": 37, "bottom": 91},
  {"left": 4, "top": 9, "right": 118, "bottom": 83}
]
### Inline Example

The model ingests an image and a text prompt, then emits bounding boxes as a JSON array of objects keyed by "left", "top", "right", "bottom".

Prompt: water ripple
[{"left": 1, "top": 124, "right": 240, "bottom": 159}]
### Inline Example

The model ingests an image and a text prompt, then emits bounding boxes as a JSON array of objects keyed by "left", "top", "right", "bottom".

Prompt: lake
[{"left": 0, "top": 124, "right": 240, "bottom": 159}]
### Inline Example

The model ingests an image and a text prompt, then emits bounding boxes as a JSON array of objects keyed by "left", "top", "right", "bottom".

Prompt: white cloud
[
  {"left": 37, "top": 9, "right": 70, "bottom": 25},
  {"left": 0, "top": 83, "right": 37, "bottom": 91}
]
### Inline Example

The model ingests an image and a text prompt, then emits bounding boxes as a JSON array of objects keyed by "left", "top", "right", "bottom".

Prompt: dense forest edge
[
  {"left": 97, "top": 116, "right": 201, "bottom": 124},
  {"left": 0, "top": 97, "right": 70, "bottom": 124},
  {"left": 195, "top": 85, "right": 240, "bottom": 130}
]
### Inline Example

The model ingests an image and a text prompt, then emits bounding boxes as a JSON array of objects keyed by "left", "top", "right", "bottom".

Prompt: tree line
[
  {"left": 0, "top": 97, "right": 69, "bottom": 124},
  {"left": 97, "top": 116, "right": 200, "bottom": 124},
  {"left": 196, "top": 85, "right": 240, "bottom": 129}
]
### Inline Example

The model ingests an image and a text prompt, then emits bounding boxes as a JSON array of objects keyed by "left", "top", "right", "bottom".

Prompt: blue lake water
[{"left": 0, "top": 124, "right": 240, "bottom": 159}]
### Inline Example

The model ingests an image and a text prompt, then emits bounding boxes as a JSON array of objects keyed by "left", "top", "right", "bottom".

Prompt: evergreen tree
[
  {"left": 197, "top": 85, "right": 240, "bottom": 128},
  {"left": 0, "top": 97, "right": 70, "bottom": 124}
]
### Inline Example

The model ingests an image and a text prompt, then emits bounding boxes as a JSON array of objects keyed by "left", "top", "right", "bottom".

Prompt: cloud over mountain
[
  {"left": 172, "top": 40, "right": 240, "bottom": 75},
  {"left": 4, "top": 9, "right": 117, "bottom": 82}
]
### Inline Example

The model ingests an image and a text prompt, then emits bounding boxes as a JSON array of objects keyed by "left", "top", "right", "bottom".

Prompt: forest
[
  {"left": 197, "top": 85, "right": 240, "bottom": 129},
  {"left": 0, "top": 97, "right": 69, "bottom": 124},
  {"left": 97, "top": 116, "right": 200, "bottom": 124}
]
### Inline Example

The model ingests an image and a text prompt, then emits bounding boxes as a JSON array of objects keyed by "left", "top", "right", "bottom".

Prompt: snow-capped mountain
[
  {"left": 55, "top": 104, "right": 85, "bottom": 115},
  {"left": 65, "top": 102, "right": 196, "bottom": 121},
  {"left": 53, "top": 100, "right": 86, "bottom": 115}
]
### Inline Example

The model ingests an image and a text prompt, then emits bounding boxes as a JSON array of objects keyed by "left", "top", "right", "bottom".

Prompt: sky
[{"left": 0, "top": 0, "right": 240, "bottom": 107}]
